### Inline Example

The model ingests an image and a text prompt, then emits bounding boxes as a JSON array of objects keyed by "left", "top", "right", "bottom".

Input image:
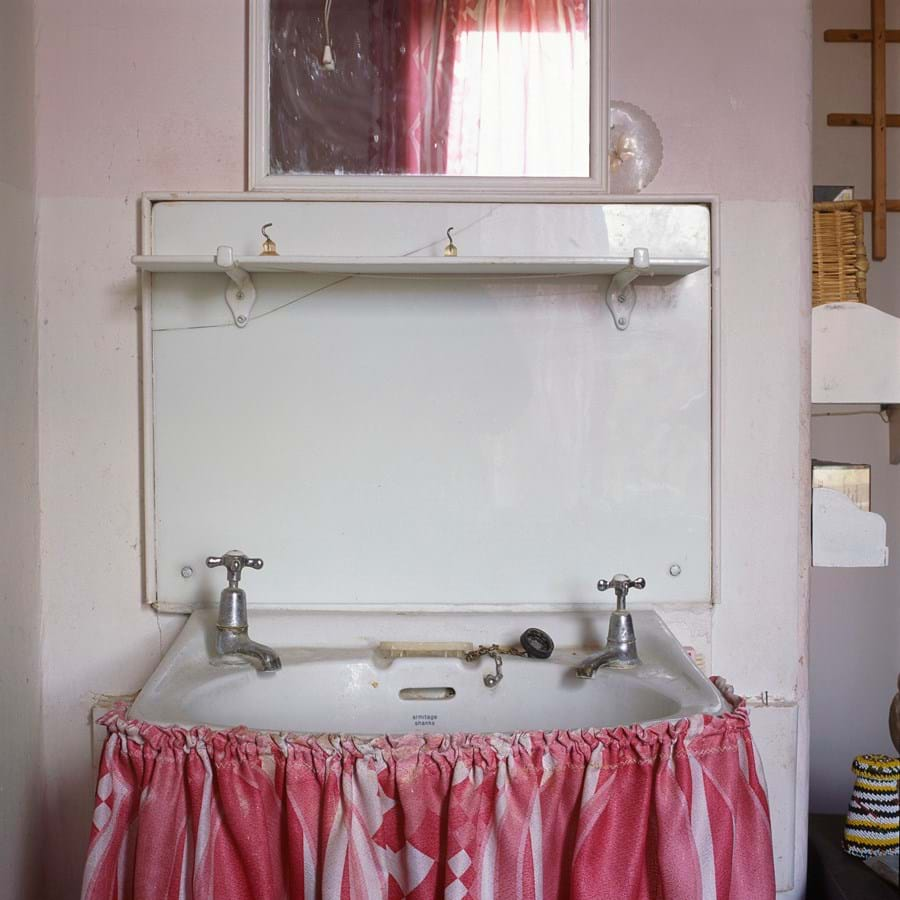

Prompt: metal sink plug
[
  {"left": 575, "top": 574, "right": 644, "bottom": 678},
  {"left": 466, "top": 628, "right": 555, "bottom": 688},
  {"left": 207, "top": 551, "right": 282, "bottom": 672}
]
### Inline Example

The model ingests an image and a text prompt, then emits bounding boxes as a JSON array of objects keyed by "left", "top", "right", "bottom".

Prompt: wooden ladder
[{"left": 826, "top": 0, "right": 897, "bottom": 260}]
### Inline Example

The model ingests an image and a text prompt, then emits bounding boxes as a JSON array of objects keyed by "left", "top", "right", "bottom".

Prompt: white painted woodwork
[
  {"left": 747, "top": 702, "right": 800, "bottom": 892},
  {"left": 143, "top": 199, "right": 712, "bottom": 612},
  {"left": 812, "top": 303, "right": 900, "bottom": 404},
  {"left": 811, "top": 487, "right": 888, "bottom": 567}
]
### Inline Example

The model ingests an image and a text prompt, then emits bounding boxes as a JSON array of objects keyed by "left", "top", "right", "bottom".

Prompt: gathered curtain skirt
[{"left": 81, "top": 677, "right": 775, "bottom": 900}]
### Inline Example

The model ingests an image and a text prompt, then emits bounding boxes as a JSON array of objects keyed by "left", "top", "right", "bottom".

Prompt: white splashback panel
[{"left": 149, "top": 201, "right": 711, "bottom": 609}]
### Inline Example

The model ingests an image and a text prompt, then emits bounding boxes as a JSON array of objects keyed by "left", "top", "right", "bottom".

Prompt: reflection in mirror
[{"left": 269, "top": 0, "right": 591, "bottom": 177}]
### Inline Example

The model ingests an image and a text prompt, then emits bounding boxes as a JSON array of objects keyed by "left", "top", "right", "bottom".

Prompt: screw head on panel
[
  {"left": 236, "top": 315, "right": 247, "bottom": 325},
  {"left": 181, "top": 566, "right": 194, "bottom": 579},
  {"left": 668, "top": 564, "right": 682, "bottom": 577}
]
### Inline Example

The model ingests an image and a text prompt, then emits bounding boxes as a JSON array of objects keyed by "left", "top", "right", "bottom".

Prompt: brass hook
[
  {"left": 260, "top": 223, "right": 278, "bottom": 256},
  {"left": 443, "top": 226, "right": 458, "bottom": 257}
]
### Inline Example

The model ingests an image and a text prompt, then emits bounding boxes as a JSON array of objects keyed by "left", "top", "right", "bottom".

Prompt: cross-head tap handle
[
  {"left": 597, "top": 573, "right": 646, "bottom": 610},
  {"left": 206, "top": 550, "right": 264, "bottom": 588}
]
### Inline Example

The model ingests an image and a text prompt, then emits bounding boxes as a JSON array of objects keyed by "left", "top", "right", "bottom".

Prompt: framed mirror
[{"left": 249, "top": 0, "right": 608, "bottom": 194}]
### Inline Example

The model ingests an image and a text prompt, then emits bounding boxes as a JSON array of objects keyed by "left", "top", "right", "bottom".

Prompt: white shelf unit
[
  {"left": 812, "top": 302, "right": 900, "bottom": 405},
  {"left": 811, "top": 302, "right": 898, "bottom": 567},
  {"left": 811, "top": 488, "right": 888, "bottom": 568},
  {"left": 132, "top": 245, "right": 711, "bottom": 332}
]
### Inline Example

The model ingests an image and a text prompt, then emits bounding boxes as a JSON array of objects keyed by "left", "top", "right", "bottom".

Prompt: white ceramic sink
[{"left": 130, "top": 609, "right": 723, "bottom": 734}]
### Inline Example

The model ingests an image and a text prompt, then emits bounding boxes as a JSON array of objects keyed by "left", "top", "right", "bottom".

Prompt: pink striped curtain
[
  {"left": 390, "top": 0, "right": 589, "bottom": 176},
  {"left": 81, "top": 680, "right": 775, "bottom": 900},
  {"left": 442, "top": 0, "right": 590, "bottom": 176}
]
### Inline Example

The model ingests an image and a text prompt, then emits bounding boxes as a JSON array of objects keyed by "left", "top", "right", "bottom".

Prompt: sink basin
[{"left": 130, "top": 609, "right": 724, "bottom": 734}]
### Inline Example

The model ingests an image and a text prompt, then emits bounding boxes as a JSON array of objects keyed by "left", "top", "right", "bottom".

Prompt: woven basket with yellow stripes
[{"left": 842, "top": 754, "right": 900, "bottom": 858}]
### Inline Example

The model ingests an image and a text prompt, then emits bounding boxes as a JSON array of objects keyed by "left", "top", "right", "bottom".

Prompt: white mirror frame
[{"left": 249, "top": 0, "right": 609, "bottom": 197}]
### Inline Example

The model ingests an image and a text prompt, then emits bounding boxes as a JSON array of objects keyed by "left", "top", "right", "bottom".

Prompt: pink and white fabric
[
  {"left": 383, "top": 0, "right": 590, "bottom": 176},
  {"left": 81, "top": 679, "right": 775, "bottom": 900}
]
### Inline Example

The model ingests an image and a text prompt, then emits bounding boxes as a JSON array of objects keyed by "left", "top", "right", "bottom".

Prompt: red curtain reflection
[{"left": 382, "top": 0, "right": 589, "bottom": 176}]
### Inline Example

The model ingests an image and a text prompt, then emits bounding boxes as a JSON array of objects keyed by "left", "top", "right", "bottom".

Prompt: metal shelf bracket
[
  {"left": 216, "top": 245, "right": 257, "bottom": 327},
  {"left": 605, "top": 247, "right": 651, "bottom": 331}
]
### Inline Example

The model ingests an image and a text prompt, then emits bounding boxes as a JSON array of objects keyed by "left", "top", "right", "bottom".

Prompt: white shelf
[
  {"left": 133, "top": 253, "right": 710, "bottom": 278},
  {"left": 133, "top": 244, "right": 710, "bottom": 331},
  {"left": 812, "top": 487, "right": 888, "bottom": 568},
  {"left": 812, "top": 302, "right": 900, "bottom": 405}
]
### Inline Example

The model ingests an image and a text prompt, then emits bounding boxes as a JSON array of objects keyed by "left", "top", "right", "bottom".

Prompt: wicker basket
[{"left": 812, "top": 201, "right": 869, "bottom": 306}]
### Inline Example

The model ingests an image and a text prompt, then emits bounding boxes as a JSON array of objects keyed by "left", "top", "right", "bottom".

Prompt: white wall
[
  {"left": 31, "top": 1, "right": 811, "bottom": 895},
  {"left": 0, "top": 1, "right": 42, "bottom": 898},
  {"left": 810, "top": 0, "right": 900, "bottom": 813}
]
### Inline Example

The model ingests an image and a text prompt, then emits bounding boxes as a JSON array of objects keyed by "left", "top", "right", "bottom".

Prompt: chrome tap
[
  {"left": 206, "top": 551, "right": 282, "bottom": 671},
  {"left": 575, "top": 574, "right": 644, "bottom": 678}
]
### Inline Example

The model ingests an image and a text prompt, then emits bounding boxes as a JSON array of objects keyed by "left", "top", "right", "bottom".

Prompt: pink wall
[
  {"left": 0, "top": 1, "right": 42, "bottom": 897},
  {"left": 35, "top": 2, "right": 243, "bottom": 894},
  {"left": 31, "top": 1, "right": 811, "bottom": 895},
  {"left": 611, "top": 0, "right": 811, "bottom": 205}
]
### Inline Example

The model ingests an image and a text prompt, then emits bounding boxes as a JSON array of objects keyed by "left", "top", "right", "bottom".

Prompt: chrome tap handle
[
  {"left": 597, "top": 573, "right": 646, "bottom": 610},
  {"left": 206, "top": 551, "right": 264, "bottom": 588}
]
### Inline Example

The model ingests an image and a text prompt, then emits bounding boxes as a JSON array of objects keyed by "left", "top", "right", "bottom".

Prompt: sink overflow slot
[{"left": 399, "top": 687, "right": 457, "bottom": 701}]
